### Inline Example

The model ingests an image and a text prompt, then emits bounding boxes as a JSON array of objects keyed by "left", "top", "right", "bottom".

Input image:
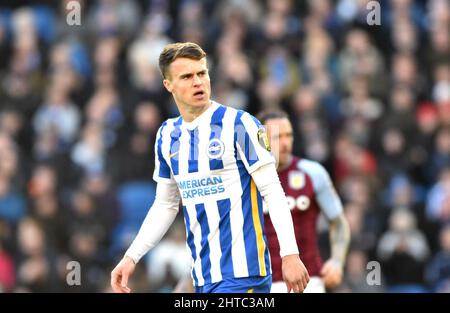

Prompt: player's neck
[
  {"left": 277, "top": 155, "right": 293, "bottom": 172},
  {"left": 178, "top": 101, "right": 212, "bottom": 122}
]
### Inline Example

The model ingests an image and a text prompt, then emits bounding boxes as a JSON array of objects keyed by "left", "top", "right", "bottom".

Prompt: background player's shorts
[
  {"left": 271, "top": 276, "right": 325, "bottom": 293},
  {"left": 195, "top": 275, "right": 272, "bottom": 293}
]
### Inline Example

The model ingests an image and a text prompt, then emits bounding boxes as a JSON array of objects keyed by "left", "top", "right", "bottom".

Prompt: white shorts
[{"left": 271, "top": 276, "right": 325, "bottom": 293}]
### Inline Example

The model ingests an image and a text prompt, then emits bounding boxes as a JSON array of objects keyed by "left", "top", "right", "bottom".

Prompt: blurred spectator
[
  {"left": 71, "top": 123, "right": 105, "bottom": 176},
  {"left": 426, "top": 128, "right": 450, "bottom": 184},
  {"left": 344, "top": 201, "right": 378, "bottom": 253},
  {"left": 259, "top": 46, "right": 299, "bottom": 103},
  {"left": 391, "top": 18, "right": 419, "bottom": 54},
  {"left": 145, "top": 218, "right": 190, "bottom": 292},
  {"left": 426, "top": 168, "right": 450, "bottom": 225},
  {"left": 0, "top": 135, "right": 26, "bottom": 224},
  {"left": 333, "top": 134, "right": 378, "bottom": 185},
  {"left": 290, "top": 86, "right": 331, "bottom": 164},
  {"left": 86, "top": 0, "right": 140, "bottom": 41},
  {"left": 0, "top": 175, "right": 26, "bottom": 225},
  {"left": 0, "top": 240, "right": 15, "bottom": 292},
  {"left": 339, "top": 248, "right": 384, "bottom": 293},
  {"left": 377, "top": 127, "right": 411, "bottom": 182},
  {"left": 390, "top": 52, "right": 426, "bottom": 97},
  {"left": 383, "top": 84, "right": 417, "bottom": 136},
  {"left": 377, "top": 208, "right": 430, "bottom": 292},
  {"left": 432, "top": 63, "right": 450, "bottom": 106},
  {"left": 27, "top": 164, "right": 68, "bottom": 253},
  {"left": 336, "top": 0, "right": 373, "bottom": 25},
  {"left": 338, "top": 28, "right": 386, "bottom": 97},
  {"left": 425, "top": 224, "right": 450, "bottom": 292},
  {"left": 32, "top": 85, "right": 81, "bottom": 147},
  {"left": 300, "top": 26, "right": 341, "bottom": 126},
  {"left": 15, "top": 217, "right": 59, "bottom": 292}
]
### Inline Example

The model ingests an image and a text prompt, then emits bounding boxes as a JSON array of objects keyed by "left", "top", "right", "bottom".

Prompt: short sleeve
[
  {"left": 153, "top": 122, "right": 174, "bottom": 183},
  {"left": 235, "top": 112, "right": 275, "bottom": 174},
  {"left": 302, "top": 159, "right": 343, "bottom": 220}
]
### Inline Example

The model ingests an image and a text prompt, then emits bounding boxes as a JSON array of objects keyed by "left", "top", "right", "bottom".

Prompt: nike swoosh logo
[{"left": 169, "top": 151, "right": 179, "bottom": 158}]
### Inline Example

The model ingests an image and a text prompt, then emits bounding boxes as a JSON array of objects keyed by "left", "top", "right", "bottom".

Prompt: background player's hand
[
  {"left": 111, "top": 256, "right": 136, "bottom": 293},
  {"left": 281, "top": 254, "right": 310, "bottom": 293},
  {"left": 320, "top": 259, "right": 343, "bottom": 289}
]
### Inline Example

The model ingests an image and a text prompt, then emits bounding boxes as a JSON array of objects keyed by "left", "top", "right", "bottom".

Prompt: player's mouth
[{"left": 193, "top": 90, "right": 205, "bottom": 99}]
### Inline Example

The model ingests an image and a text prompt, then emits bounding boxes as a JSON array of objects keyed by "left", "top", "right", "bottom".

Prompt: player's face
[
  {"left": 265, "top": 118, "right": 293, "bottom": 168},
  {"left": 163, "top": 57, "right": 211, "bottom": 111}
]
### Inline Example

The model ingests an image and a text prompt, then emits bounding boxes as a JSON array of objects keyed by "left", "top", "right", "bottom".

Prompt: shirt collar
[{"left": 181, "top": 100, "right": 220, "bottom": 131}]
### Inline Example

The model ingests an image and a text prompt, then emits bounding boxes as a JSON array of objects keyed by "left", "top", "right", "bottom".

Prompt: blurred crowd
[{"left": 0, "top": 0, "right": 450, "bottom": 293}]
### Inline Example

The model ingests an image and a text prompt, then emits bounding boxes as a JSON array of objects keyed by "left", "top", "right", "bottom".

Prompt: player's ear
[{"left": 163, "top": 79, "right": 173, "bottom": 93}]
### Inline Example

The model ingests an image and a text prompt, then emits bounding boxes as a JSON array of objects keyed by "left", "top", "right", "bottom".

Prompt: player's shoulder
[
  {"left": 157, "top": 116, "right": 182, "bottom": 133},
  {"left": 234, "top": 108, "right": 263, "bottom": 128},
  {"left": 296, "top": 158, "right": 330, "bottom": 179},
  {"left": 211, "top": 101, "right": 263, "bottom": 127}
]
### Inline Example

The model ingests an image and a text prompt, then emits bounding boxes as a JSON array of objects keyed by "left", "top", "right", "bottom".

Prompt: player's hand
[
  {"left": 281, "top": 254, "right": 310, "bottom": 293},
  {"left": 111, "top": 256, "right": 136, "bottom": 293},
  {"left": 320, "top": 259, "right": 343, "bottom": 289}
]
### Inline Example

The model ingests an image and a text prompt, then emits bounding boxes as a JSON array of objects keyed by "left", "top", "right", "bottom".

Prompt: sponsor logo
[{"left": 207, "top": 138, "right": 225, "bottom": 159}]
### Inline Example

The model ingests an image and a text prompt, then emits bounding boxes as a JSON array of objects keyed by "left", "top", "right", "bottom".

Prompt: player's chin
[
  {"left": 279, "top": 154, "right": 290, "bottom": 165},
  {"left": 190, "top": 97, "right": 209, "bottom": 106}
]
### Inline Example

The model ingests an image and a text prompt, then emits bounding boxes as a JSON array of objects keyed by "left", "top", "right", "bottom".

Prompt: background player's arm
[
  {"left": 111, "top": 180, "right": 181, "bottom": 293},
  {"left": 311, "top": 161, "right": 350, "bottom": 288},
  {"left": 328, "top": 214, "right": 350, "bottom": 269},
  {"left": 321, "top": 214, "right": 350, "bottom": 288}
]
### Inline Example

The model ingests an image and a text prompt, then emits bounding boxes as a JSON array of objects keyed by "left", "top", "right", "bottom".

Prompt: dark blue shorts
[{"left": 195, "top": 275, "right": 272, "bottom": 293}]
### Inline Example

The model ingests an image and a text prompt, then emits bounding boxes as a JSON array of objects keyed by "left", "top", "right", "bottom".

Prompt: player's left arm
[
  {"left": 252, "top": 163, "right": 310, "bottom": 293},
  {"left": 236, "top": 112, "right": 309, "bottom": 292},
  {"left": 310, "top": 161, "right": 350, "bottom": 289}
]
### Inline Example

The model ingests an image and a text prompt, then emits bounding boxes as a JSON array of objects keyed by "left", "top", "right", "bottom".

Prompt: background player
[
  {"left": 110, "top": 42, "right": 309, "bottom": 293},
  {"left": 258, "top": 110, "right": 350, "bottom": 293}
]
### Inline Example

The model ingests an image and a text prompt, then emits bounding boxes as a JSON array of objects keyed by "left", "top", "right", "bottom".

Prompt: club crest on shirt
[
  {"left": 207, "top": 138, "right": 225, "bottom": 159},
  {"left": 257, "top": 128, "right": 271, "bottom": 152},
  {"left": 288, "top": 171, "right": 305, "bottom": 190}
]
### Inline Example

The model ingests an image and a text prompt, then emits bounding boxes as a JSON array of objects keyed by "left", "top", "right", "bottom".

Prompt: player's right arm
[
  {"left": 111, "top": 180, "right": 181, "bottom": 293},
  {"left": 111, "top": 122, "right": 181, "bottom": 293}
]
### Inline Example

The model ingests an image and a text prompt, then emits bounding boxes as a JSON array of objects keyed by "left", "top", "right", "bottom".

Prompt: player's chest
[
  {"left": 280, "top": 170, "right": 316, "bottom": 213},
  {"left": 165, "top": 128, "right": 237, "bottom": 175}
]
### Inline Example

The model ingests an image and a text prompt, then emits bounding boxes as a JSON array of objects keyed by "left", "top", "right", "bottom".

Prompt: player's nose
[{"left": 193, "top": 74, "right": 202, "bottom": 86}]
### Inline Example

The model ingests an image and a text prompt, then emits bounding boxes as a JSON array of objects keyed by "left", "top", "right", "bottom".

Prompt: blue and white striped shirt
[{"left": 153, "top": 101, "right": 274, "bottom": 286}]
